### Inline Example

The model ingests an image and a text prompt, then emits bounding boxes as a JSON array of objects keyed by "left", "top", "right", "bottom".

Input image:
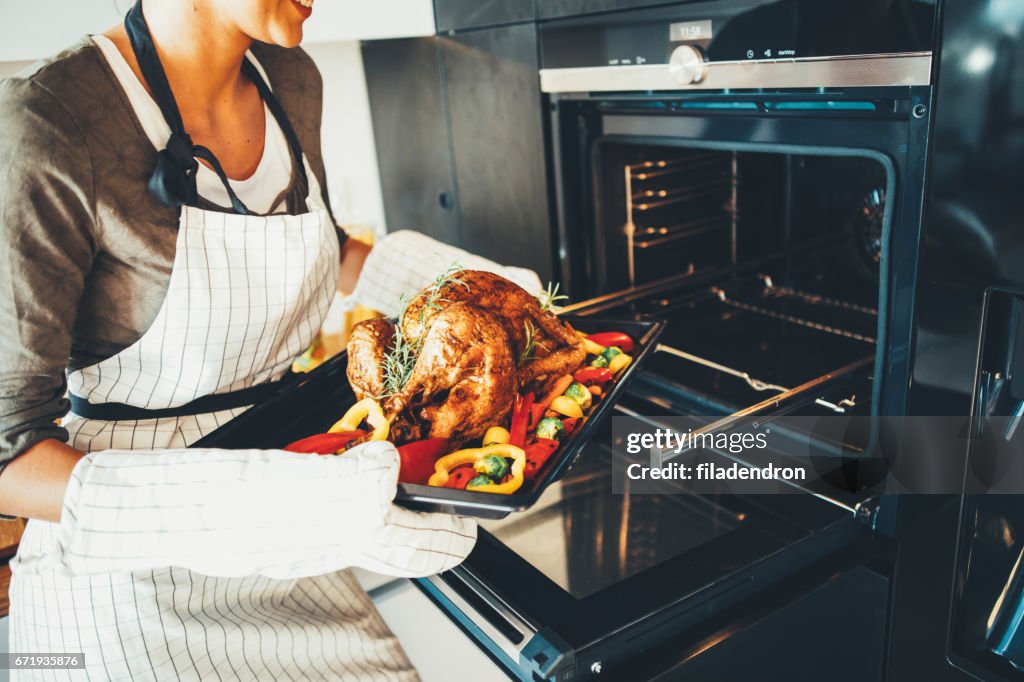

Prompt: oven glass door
[{"left": 460, "top": 402, "right": 859, "bottom": 655}]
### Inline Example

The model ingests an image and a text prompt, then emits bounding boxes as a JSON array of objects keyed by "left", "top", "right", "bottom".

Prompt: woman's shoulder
[
  {"left": 0, "top": 40, "right": 120, "bottom": 146},
  {"left": 250, "top": 42, "right": 322, "bottom": 87},
  {"left": 249, "top": 43, "right": 323, "bottom": 116}
]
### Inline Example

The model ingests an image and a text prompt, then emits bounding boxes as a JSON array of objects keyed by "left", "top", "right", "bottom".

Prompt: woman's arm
[
  {"left": 0, "top": 439, "right": 81, "bottom": 522},
  {"left": 337, "top": 235, "right": 372, "bottom": 295},
  {"left": 49, "top": 441, "right": 475, "bottom": 579}
]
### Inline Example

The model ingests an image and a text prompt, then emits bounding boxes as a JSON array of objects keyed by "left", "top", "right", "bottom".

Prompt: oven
[{"left": 414, "top": 2, "right": 939, "bottom": 680}]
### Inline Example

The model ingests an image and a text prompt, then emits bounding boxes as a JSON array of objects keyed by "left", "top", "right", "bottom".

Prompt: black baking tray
[{"left": 193, "top": 315, "right": 666, "bottom": 518}]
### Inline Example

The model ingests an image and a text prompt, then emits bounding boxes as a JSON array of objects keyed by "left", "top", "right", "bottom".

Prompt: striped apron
[{"left": 8, "top": 4, "right": 434, "bottom": 679}]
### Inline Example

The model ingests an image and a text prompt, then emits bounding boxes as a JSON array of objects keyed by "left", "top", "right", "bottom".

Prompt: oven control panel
[{"left": 539, "top": 0, "right": 935, "bottom": 70}]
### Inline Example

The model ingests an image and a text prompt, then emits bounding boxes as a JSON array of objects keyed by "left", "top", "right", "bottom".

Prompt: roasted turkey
[{"left": 346, "top": 270, "right": 586, "bottom": 446}]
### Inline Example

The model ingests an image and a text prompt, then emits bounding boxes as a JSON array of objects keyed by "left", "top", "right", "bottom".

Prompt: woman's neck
[{"left": 139, "top": 0, "right": 253, "bottom": 110}]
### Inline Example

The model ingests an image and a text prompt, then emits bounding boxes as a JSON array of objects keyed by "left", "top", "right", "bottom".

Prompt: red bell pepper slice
[
  {"left": 524, "top": 438, "right": 560, "bottom": 480},
  {"left": 510, "top": 392, "right": 534, "bottom": 448},
  {"left": 285, "top": 430, "right": 366, "bottom": 454},
  {"left": 444, "top": 465, "right": 476, "bottom": 489},
  {"left": 397, "top": 438, "right": 450, "bottom": 485},
  {"left": 561, "top": 417, "right": 582, "bottom": 436},
  {"left": 573, "top": 367, "right": 614, "bottom": 386},
  {"left": 586, "top": 332, "right": 634, "bottom": 353}
]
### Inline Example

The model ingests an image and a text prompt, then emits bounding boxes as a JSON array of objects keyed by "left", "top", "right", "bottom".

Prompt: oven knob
[{"left": 669, "top": 45, "right": 706, "bottom": 84}]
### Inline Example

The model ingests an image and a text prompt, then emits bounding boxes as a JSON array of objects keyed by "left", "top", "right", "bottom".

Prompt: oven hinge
[{"left": 854, "top": 496, "right": 881, "bottom": 529}]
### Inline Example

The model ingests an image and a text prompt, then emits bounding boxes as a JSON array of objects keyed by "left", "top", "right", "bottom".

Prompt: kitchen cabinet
[
  {"left": 537, "top": 0, "right": 679, "bottom": 20},
  {"left": 433, "top": 0, "right": 534, "bottom": 33},
  {"left": 363, "top": 38, "right": 462, "bottom": 246},
  {"left": 364, "top": 26, "right": 554, "bottom": 281},
  {"left": 441, "top": 24, "right": 553, "bottom": 280}
]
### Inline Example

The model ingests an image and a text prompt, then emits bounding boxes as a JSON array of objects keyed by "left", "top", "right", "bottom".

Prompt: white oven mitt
[
  {"left": 52, "top": 440, "right": 476, "bottom": 579},
  {"left": 344, "top": 230, "right": 544, "bottom": 317}
]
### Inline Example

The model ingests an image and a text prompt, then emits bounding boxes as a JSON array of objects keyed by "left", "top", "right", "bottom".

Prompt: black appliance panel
[
  {"left": 434, "top": 0, "right": 534, "bottom": 33},
  {"left": 540, "top": 0, "right": 936, "bottom": 69}
]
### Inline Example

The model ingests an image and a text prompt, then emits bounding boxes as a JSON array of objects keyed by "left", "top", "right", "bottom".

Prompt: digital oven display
[{"left": 670, "top": 20, "right": 712, "bottom": 43}]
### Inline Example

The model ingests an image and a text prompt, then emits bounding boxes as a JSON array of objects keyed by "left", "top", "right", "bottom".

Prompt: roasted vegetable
[
  {"left": 562, "top": 381, "right": 592, "bottom": 411},
  {"left": 608, "top": 352, "right": 632, "bottom": 374},
  {"left": 586, "top": 332, "right": 634, "bottom": 354},
  {"left": 510, "top": 392, "right": 534, "bottom": 448},
  {"left": 600, "top": 346, "right": 623, "bottom": 364},
  {"left": 330, "top": 398, "right": 389, "bottom": 441},
  {"left": 536, "top": 416, "right": 566, "bottom": 441},
  {"left": 524, "top": 438, "right": 560, "bottom": 480},
  {"left": 573, "top": 367, "right": 614, "bottom": 386},
  {"left": 284, "top": 430, "right": 366, "bottom": 454},
  {"left": 578, "top": 332, "right": 606, "bottom": 356},
  {"left": 467, "top": 475, "right": 496, "bottom": 490},
  {"left": 444, "top": 465, "right": 476, "bottom": 489},
  {"left": 428, "top": 443, "right": 526, "bottom": 494},
  {"left": 476, "top": 454, "right": 511, "bottom": 480},
  {"left": 561, "top": 417, "right": 582, "bottom": 436},
  {"left": 397, "top": 438, "right": 450, "bottom": 484},
  {"left": 550, "top": 395, "right": 584, "bottom": 419},
  {"left": 531, "top": 375, "right": 575, "bottom": 426},
  {"left": 483, "top": 426, "right": 511, "bottom": 445}
]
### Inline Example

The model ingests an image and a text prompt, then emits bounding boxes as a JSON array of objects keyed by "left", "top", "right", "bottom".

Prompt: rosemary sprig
[
  {"left": 378, "top": 263, "right": 467, "bottom": 398},
  {"left": 518, "top": 319, "right": 547, "bottom": 367},
  {"left": 539, "top": 281, "right": 569, "bottom": 314}
]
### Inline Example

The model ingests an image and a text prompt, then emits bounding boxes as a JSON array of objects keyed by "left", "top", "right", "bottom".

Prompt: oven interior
[{"left": 578, "top": 142, "right": 889, "bottom": 421}]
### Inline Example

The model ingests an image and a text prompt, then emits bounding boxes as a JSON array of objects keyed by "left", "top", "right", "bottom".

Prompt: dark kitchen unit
[{"left": 355, "top": 0, "right": 1024, "bottom": 680}]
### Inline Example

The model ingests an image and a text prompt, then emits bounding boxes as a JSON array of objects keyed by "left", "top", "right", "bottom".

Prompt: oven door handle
[
  {"left": 421, "top": 569, "right": 534, "bottom": 662},
  {"left": 420, "top": 568, "right": 576, "bottom": 680}
]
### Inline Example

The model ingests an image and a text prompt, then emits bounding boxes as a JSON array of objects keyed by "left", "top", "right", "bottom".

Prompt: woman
[{"left": 0, "top": 0, "right": 537, "bottom": 679}]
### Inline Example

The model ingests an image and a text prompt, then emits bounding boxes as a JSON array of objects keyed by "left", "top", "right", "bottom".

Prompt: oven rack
[
  {"left": 655, "top": 342, "right": 859, "bottom": 413},
  {"left": 624, "top": 150, "right": 737, "bottom": 285}
]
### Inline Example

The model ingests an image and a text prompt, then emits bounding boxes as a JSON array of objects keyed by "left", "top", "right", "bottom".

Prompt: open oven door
[
  {"left": 949, "top": 287, "right": 1024, "bottom": 681},
  {"left": 415, "top": 295, "right": 896, "bottom": 682}
]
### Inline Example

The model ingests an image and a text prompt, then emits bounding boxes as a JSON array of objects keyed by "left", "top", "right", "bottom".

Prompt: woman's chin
[{"left": 266, "top": 24, "right": 305, "bottom": 49}]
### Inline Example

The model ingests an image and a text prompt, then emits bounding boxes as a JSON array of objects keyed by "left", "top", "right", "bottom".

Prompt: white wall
[
  {"left": 305, "top": 41, "right": 387, "bottom": 235},
  {"left": 0, "top": 0, "right": 127, "bottom": 62}
]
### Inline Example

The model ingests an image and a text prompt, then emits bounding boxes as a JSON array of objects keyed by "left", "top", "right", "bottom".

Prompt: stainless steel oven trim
[
  {"left": 422, "top": 569, "right": 537, "bottom": 663},
  {"left": 540, "top": 51, "right": 932, "bottom": 93}
]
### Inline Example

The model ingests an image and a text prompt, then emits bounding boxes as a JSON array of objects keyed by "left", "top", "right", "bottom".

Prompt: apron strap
[
  {"left": 69, "top": 374, "right": 296, "bottom": 421},
  {"left": 124, "top": 0, "right": 308, "bottom": 215}
]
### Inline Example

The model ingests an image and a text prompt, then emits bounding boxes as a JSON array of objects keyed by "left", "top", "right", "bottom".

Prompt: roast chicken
[{"left": 346, "top": 270, "right": 586, "bottom": 446}]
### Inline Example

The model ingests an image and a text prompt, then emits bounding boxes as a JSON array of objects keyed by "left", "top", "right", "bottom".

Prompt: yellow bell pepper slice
[
  {"left": 483, "top": 426, "right": 510, "bottom": 445},
  {"left": 549, "top": 395, "right": 584, "bottom": 419},
  {"left": 329, "top": 398, "right": 389, "bottom": 441},
  {"left": 427, "top": 443, "right": 526, "bottom": 494},
  {"left": 608, "top": 352, "right": 632, "bottom": 375}
]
